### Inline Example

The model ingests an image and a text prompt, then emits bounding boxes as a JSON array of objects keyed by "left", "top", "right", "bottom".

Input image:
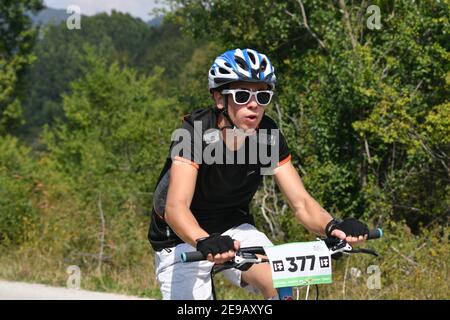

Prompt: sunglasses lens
[
  {"left": 234, "top": 90, "right": 251, "bottom": 104},
  {"left": 257, "top": 92, "right": 271, "bottom": 105}
]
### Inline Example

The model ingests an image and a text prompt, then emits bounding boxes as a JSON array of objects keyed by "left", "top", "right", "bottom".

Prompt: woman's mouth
[{"left": 244, "top": 115, "right": 258, "bottom": 122}]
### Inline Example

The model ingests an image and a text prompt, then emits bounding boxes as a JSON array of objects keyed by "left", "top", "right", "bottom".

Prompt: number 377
[{"left": 286, "top": 255, "right": 315, "bottom": 272}]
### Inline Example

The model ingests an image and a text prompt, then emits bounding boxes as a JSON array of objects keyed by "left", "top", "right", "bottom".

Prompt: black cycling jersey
[{"left": 148, "top": 106, "right": 290, "bottom": 251}]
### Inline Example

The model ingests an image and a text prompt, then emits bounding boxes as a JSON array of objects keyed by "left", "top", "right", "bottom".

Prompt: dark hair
[{"left": 211, "top": 83, "right": 231, "bottom": 92}]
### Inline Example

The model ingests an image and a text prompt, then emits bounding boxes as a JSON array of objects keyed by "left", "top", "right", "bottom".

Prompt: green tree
[
  {"left": 0, "top": 0, "right": 43, "bottom": 135},
  {"left": 44, "top": 50, "right": 178, "bottom": 194},
  {"left": 0, "top": 135, "right": 38, "bottom": 244},
  {"left": 22, "top": 11, "right": 151, "bottom": 138},
  {"left": 39, "top": 50, "right": 180, "bottom": 271},
  {"left": 22, "top": 13, "right": 203, "bottom": 145}
]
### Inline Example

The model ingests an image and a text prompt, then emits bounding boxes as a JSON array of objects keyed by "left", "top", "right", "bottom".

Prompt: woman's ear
[{"left": 213, "top": 91, "right": 224, "bottom": 110}]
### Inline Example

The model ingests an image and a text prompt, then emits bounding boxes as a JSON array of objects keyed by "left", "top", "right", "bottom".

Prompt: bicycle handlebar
[
  {"left": 367, "top": 228, "right": 383, "bottom": 240},
  {"left": 181, "top": 229, "right": 383, "bottom": 263},
  {"left": 181, "top": 246, "right": 267, "bottom": 263},
  {"left": 181, "top": 251, "right": 204, "bottom": 263}
]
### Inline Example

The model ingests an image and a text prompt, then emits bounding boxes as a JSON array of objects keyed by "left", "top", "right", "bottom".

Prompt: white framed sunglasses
[{"left": 221, "top": 89, "right": 274, "bottom": 106}]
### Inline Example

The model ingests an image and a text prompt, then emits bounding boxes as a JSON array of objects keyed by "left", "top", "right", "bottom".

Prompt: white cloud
[{"left": 44, "top": 0, "right": 168, "bottom": 21}]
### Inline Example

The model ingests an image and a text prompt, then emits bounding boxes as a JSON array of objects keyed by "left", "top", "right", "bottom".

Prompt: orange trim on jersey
[
  {"left": 174, "top": 156, "right": 200, "bottom": 170},
  {"left": 277, "top": 154, "right": 291, "bottom": 167}
]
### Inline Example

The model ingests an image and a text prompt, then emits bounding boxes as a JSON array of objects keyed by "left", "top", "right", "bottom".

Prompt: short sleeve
[
  {"left": 257, "top": 115, "right": 291, "bottom": 169},
  {"left": 169, "top": 118, "right": 203, "bottom": 169},
  {"left": 277, "top": 130, "right": 291, "bottom": 167}
]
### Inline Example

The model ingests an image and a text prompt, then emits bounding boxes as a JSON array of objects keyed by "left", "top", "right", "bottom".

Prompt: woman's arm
[{"left": 164, "top": 160, "right": 208, "bottom": 247}]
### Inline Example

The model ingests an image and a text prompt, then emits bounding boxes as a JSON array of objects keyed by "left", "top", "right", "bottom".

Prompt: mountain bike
[{"left": 181, "top": 228, "right": 383, "bottom": 300}]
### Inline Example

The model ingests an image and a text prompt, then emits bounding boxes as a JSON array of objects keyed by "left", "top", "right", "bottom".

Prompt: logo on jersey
[
  {"left": 203, "top": 129, "right": 220, "bottom": 145},
  {"left": 258, "top": 133, "right": 276, "bottom": 146}
]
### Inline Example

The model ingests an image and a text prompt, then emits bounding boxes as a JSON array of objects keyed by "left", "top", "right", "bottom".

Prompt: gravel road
[{"left": 0, "top": 280, "right": 151, "bottom": 300}]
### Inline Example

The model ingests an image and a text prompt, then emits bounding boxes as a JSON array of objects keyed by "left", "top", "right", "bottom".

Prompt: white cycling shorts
[{"left": 154, "top": 223, "right": 273, "bottom": 300}]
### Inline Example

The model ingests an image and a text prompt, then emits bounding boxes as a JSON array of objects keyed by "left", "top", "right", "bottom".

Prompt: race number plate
[{"left": 264, "top": 241, "right": 332, "bottom": 288}]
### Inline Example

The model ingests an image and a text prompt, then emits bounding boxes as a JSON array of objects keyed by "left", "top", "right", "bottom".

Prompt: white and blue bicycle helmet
[{"left": 208, "top": 48, "right": 276, "bottom": 91}]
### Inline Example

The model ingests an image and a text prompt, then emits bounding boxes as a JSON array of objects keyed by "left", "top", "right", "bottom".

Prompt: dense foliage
[{"left": 0, "top": 0, "right": 43, "bottom": 135}]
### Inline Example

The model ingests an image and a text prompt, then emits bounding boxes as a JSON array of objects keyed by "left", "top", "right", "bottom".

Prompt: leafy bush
[{"left": 0, "top": 136, "right": 38, "bottom": 244}]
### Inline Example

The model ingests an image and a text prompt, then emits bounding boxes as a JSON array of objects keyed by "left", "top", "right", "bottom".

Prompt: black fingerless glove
[
  {"left": 325, "top": 217, "right": 369, "bottom": 238},
  {"left": 196, "top": 233, "right": 235, "bottom": 258}
]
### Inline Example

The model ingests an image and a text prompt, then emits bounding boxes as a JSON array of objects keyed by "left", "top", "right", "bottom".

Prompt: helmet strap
[{"left": 219, "top": 95, "right": 237, "bottom": 131}]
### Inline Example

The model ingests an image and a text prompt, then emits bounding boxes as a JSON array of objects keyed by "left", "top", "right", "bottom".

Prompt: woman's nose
[{"left": 247, "top": 95, "right": 258, "bottom": 108}]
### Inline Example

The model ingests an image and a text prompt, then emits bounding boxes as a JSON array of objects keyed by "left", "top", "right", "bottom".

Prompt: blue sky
[{"left": 44, "top": 0, "right": 169, "bottom": 21}]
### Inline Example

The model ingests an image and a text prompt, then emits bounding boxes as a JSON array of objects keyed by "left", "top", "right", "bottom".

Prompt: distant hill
[
  {"left": 28, "top": 7, "right": 163, "bottom": 27},
  {"left": 147, "top": 16, "right": 163, "bottom": 27},
  {"left": 29, "top": 7, "right": 69, "bottom": 26}
]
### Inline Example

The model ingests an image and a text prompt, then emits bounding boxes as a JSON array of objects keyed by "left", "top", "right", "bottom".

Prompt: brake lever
[
  {"left": 323, "top": 238, "right": 353, "bottom": 255},
  {"left": 348, "top": 248, "right": 379, "bottom": 257},
  {"left": 234, "top": 251, "right": 265, "bottom": 267},
  {"left": 323, "top": 239, "right": 379, "bottom": 258}
]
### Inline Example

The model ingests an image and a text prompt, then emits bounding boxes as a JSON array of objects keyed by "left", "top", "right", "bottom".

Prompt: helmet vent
[
  {"left": 224, "top": 62, "right": 232, "bottom": 68},
  {"left": 210, "top": 69, "right": 215, "bottom": 76},
  {"left": 248, "top": 51, "right": 256, "bottom": 64},
  {"left": 219, "top": 67, "right": 230, "bottom": 74},
  {"left": 234, "top": 57, "right": 248, "bottom": 71},
  {"left": 260, "top": 60, "right": 267, "bottom": 72}
]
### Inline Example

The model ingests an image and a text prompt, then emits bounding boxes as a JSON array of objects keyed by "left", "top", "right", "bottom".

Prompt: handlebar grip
[
  {"left": 181, "top": 251, "right": 205, "bottom": 263},
  {"left": 367, "top": 228, "right": 383, "bottom": 240}
]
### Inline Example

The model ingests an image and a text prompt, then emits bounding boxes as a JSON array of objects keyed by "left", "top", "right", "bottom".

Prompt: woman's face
[{"left": 215, "top": 81, "right": 271, "bottom": 132}]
